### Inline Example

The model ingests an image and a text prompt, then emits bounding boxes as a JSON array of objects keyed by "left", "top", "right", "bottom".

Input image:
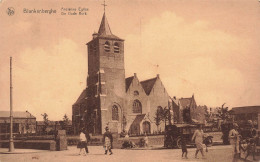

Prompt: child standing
[
  {"left": 241, "top": 138, "right": 256, "bottom": 161},
  {"left": 181, "top": 136, "right": 188, "bottom": 159}
]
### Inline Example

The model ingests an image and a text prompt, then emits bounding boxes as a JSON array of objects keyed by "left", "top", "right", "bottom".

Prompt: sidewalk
[{"left": 0, "top": 148, "right": 49, "bottom": 154}]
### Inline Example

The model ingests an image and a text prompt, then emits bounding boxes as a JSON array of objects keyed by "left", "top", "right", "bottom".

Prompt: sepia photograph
[{"left": 0, "top": 0, "right": 260, "bottom": 161}]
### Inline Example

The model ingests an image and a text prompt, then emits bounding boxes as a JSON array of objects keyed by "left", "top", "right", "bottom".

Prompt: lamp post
[{"left": 9, "top": 57, "right": 14, "bottom": 152}]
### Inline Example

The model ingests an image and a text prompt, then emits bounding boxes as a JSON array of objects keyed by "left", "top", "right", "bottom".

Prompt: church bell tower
[{"left": 86, "top": 11, "right": 126, "bottom": 134}]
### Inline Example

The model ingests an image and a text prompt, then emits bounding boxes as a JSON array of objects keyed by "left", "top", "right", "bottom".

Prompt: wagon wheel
[
  {"left": 176, "top": 137, "right": 182, "bottom": 149},
  {"left": 205, "top": 138, "right": 213, "bottom": 147}
]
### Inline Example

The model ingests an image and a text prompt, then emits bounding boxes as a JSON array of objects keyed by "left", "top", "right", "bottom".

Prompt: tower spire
[{"left": 101, "top": 0, "right": 107, "bottom": 13}]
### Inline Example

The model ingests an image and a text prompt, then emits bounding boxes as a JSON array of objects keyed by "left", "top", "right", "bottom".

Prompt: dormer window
[
  {"left": 104, "top": 41, "right": 110, "bottom": 52},
  {"left": 114, "top": 42, "right": 119, "bottom": 53}
]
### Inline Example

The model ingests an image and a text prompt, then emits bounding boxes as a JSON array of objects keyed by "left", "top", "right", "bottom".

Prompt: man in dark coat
[
  {"left": 103, "top": 126, "right": 113, "bottom": 155},
  {"left": 84, "top": 128, "right": 91, "bottom": 154}
]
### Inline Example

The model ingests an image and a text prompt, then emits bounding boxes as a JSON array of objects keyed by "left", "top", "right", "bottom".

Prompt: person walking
[
  {"left": 192, "top": 124, "right": 205, "bottom": 159},
  {"left": 78, "top": 129, "right": 87, "bottom": 156},
  {"left": 181, "top": 135, "right": 188, "bottom": 159},
  {"left": 84, "top": 129, "right": 91, "bottom": 154},
  {"left": 229, "top": 123, "right": 241, "bottom": 159},
  {"left": 103, "top": 126, "right": 113, "bottom": 155}
]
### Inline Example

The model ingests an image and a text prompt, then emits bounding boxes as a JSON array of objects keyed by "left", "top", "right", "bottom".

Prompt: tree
[
  {"left": 41, "top": 113, "right": 49, "bottom": 134},
  {"left": 204, "top": 106, "right": 210, "bottom": 122},
  {"left": 154, "top": 108, "right": 162, "bottom": 132},
  {"left": 154, "top": 106, "right": 171, "bottom": 132},
  {"left": 216, "top": 103, "right": 232, "bottom": 121},
  {"left": 60, "top": 114, "right": 69, "bottom": 130},
  {"left": 161, "top": 107, "right": 170, "bottom": 127}
]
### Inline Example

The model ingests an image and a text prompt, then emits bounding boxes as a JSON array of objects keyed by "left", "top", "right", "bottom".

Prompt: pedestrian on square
[
  {"left": 78, "top": 129, "right": 87, "bottom": 156},
  {"left": 103, "top": 126, "right": 113, "bottom": 155},
  {"left": 229, "top": 123, "right": 241, "bottom": 158},
  {"left": 144, "top": 133, "right": 149, "bottom": 148},
  {"left": 192, "top": 124, "right": 205, "bottom": 159},
  {"left": 84, "top": 128, "right": 91, "bottom": 154},
  {"left": 181, "top": 135, "right": 188, "bottom": 159},
  {"left": 241, "top": 138, "right": 256, "bottom": 161}
]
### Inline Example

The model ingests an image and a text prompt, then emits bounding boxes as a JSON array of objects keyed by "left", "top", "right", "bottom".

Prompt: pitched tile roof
[
  {"left": 125, "top": 76, "right": 134, "bottom": 92},
  {"left": 179, "top": 98, "right": 192, "bottom": 108},
  {"left": 73, "top": 89, "right": 87, "bottom": 105},
  {"left": 140, "top": 77, "right": 157, "bottom": 95},
  {"left": 0, "top": 111, "right": 36, "bottom": 118}
]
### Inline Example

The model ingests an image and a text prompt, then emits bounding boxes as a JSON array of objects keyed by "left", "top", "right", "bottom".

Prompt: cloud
[{"left": 125, "top": 11, "right": 256, "bottom": 107}]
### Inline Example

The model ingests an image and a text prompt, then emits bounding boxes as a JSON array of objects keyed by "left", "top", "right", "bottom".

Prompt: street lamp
[{"left": 9, "top": 57, "right": 14, "bottom": 152}]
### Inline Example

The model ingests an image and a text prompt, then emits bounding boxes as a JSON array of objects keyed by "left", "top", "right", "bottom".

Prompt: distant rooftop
[
  {"left": 0, "top": 111, "right": 36, "bottom": 119},
  {"left": 231, "top": 106, "right": 260, "bottom": 114}
]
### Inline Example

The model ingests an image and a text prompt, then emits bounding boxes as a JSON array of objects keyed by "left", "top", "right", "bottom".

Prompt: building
[
  {"left": 72, "top": 10, "right": 203, "bottom": 135},
  {"left": 172, "top": 95, "right": 205, "bottom": 124},
  {"left": 0, "top": 111, "right": 36, "bottom": 136},
  {"left": 231, "top": 106, "right": 260, "bottom": 130},
  {"left": 36, "top": 120, "right": 72, "bottom": 135}
]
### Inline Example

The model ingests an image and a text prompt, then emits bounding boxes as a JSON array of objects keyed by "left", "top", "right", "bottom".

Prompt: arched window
[
  {"left": 114, "top": 42, "right": 119, "bottom": 53},
  {"left": 104, "top": 41, "right": 110, "bottom": 52},
  {"left": 134, "top": 91, "right": 139, "bottom": 96},
  {"left": 112, "top": 105, "right": 119, "bottom": 121},
  {"left": 133, "top": 100, "right": 142, "bottom": 113}
]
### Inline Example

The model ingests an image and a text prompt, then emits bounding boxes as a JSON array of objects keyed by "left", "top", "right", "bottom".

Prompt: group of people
[
  {"left": 77, "top": 126, "right": 113, "bottom": 156},
  {"left": 181, "top": 123, "right": 258, "bottom": 160},
  {"left": 228, "top": 122, "right": 258, "bottom": 161}
]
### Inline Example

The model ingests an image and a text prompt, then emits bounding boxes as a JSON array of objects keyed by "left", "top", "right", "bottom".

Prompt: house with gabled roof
[{"left": 0, "top": 111, "right": 36, "bottom": 135}]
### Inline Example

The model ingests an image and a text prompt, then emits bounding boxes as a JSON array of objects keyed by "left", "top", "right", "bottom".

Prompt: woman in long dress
[
  {"left": 229, "top": 123, "right": 240, "bottom": 158},
  {"left": 192, "top": 124, "right": 205, "bottom": 159},
  {"left": 78, "top": 130, "right": 87, "bottom": 156}
]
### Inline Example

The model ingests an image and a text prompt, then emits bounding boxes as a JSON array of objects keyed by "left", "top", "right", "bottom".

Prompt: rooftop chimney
[
  {"left": 134, "top": 73, "right": 137, "bottom": 77},
  {"left": 156, "top": 74, "right": 159, "bottom": 78}
]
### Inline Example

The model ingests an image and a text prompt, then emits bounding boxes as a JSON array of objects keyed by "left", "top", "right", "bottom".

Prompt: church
[{"left": 72, "top": 9, "right": 203, "bottom": 135}]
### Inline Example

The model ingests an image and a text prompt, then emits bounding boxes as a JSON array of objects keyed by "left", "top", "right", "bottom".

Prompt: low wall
[
  {"left": 116, "top": 135, "right": 164, "bottom": 148},
  {"left": 0, "top": 140, "right": 56, "bottom": 151}
]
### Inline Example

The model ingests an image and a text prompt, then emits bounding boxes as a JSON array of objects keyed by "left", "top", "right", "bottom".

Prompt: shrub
[
  {"left": 67, "top": 136, "right": 80, "bottom": 146},
  {"left": 121, "top": 140, "right": 135, "bottom": 149}
]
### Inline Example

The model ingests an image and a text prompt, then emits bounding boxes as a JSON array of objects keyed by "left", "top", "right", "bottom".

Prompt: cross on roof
[{"left": 101, "top": 0, "right": 107, "bottom": 13}]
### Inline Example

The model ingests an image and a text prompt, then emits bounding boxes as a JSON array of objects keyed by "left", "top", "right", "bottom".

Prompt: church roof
[
  {"left": 140, "top": 77, "right": 157, "bottom": 95},
  {"left": 97, "top": 13, "right": 123, "bottom": 41},
  {"left": 73, "top": 89, "right": 87, "bottom": 105},
  {"left": 125, "top": 76, "right": 134, "bottom": 92}
]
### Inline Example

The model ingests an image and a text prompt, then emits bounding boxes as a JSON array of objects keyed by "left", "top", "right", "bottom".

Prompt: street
[{"left": 1, "top": 145, "right": 258, "bottom": 162}]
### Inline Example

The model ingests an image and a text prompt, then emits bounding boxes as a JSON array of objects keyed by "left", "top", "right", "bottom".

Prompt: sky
[{"left": 0, "top": 0, "right": 260, "bottom": 121}]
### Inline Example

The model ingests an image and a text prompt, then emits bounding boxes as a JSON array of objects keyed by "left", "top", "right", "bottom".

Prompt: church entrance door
[{"left": 142, "top": 121, "right": 150, "bottom": 134}]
